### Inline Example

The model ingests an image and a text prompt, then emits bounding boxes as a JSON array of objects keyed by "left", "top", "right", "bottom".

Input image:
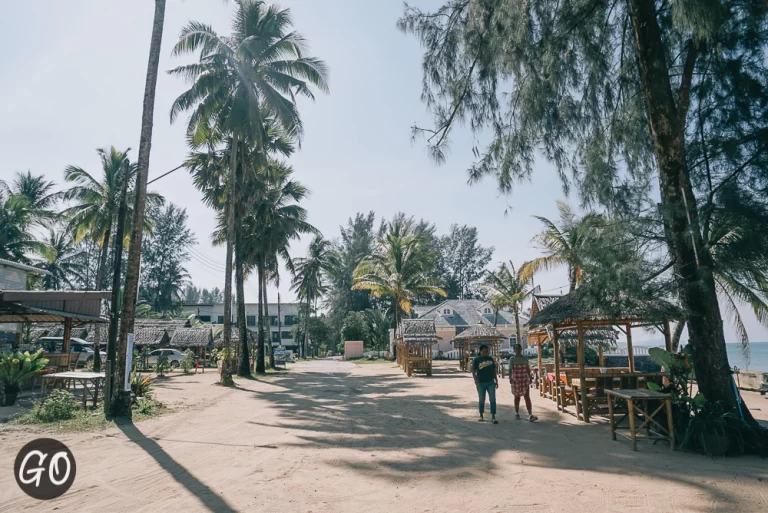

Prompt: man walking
[{"left": 472, "top": 344, "right": 498, "bottom": 423}]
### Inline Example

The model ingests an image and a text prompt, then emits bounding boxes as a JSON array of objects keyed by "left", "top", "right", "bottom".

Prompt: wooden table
[
  {"left": 571, "top": 373, "right": 669, "bottom": 421},
  {"left": 606, "top": 389, "right": 674, "bottom": 451},
  {"left": 41, "top": 371, "right": 106, "bottom": 409}
]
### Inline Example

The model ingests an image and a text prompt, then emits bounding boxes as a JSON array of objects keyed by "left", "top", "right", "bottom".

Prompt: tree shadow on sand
[{"left": 244, "top": 361, "right": 767, "bottom": 509}]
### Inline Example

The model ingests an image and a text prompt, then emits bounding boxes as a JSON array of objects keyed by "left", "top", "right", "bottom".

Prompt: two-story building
[
  {"left": 182, "top": 302, "right": 301, "bottom": 349},
  {"left": 415, "top": 299, "right": 528, "bottom": 354}
]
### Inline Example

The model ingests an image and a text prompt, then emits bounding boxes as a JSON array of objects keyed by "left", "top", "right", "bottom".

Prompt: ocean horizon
[{"left": 615, "top": 341, "right": 768, "bottom": 373}]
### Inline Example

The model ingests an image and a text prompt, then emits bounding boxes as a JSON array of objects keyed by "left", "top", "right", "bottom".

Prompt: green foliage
[
  {"left": 154, "top": 354, "right": 171, "bottom": 376},
  {"left": 35, "top": 228, "right": 85, "bottom": 290},
  {"left": 437, "top": 224, "right": 494, "bottom": 299},
  {"left": 180, "top": 349, "right": 195, "bottom": 374},
  {"left": 0, "top": 349, "right": 49, "bottom": 391},
  {"left": 139, "top": 203, "right": 196, "bottom": 314},
  {"left": 32, "top": 390, "right": 78, "bottom": 423},
  {"left": 130, "top": 372, "right": 155, "bottom": 402},
  {"left": 341, "top": 312, "right": 367, "bottom": 342},
  {"left": 133, "top": 397, "right": 163, "bottom": 416}
]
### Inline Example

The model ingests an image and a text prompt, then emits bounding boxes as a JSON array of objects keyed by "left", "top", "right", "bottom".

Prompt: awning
[{"left": 0, "top": 290, "right": 110, "bottom": 324}]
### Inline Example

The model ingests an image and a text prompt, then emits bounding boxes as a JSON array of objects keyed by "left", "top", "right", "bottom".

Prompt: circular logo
[{"left": 14, "top": 438, "right": 76, "bottom": 500}]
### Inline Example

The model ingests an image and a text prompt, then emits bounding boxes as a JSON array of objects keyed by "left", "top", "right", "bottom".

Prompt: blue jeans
[{"left": 477, "top": 381, "right": 497, "bottom": 415}]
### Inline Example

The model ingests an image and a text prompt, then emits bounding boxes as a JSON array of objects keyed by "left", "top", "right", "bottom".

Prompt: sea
[{"left": 725, "top": 342, "right": 768, "bottom": 373}]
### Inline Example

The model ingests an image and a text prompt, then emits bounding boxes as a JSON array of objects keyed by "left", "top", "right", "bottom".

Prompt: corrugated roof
[{"left": 0, "top": 257, "right": 49, "bottom": 275}]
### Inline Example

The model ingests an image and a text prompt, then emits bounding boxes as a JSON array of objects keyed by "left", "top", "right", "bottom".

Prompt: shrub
[
  {"left": 180, "top": 350, "right": 195, "bottom": 374},
  {"left": 0, "top": 349, "right": 49, "bottom": 394},
  {"left": 155, "top": 354, "right": 171, "bottom": 376},
  {"left": 33, "top": 390, "right": 78, "bottom": 422},
  {"left": 130, "top": 372, "right": 154, "bottom": 403},
  {"left": 133, "top": 397, "right": 162, "bottom": 416}
]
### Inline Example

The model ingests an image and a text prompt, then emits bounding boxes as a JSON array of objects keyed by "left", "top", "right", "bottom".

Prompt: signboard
[
  {"left": 123, "top": 334, "right": 134, "bottom": 392},
  {"left": 274, "top": 348, "right": 286, "bottom": 363}
]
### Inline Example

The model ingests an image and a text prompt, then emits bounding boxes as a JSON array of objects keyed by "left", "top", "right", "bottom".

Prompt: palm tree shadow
[{"left": 117, "top": 421, "right": 237, "bottom": 513}]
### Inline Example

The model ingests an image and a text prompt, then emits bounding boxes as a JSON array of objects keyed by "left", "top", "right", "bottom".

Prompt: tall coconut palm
[
  {"left": 520, "top": 201, "right": 602, "bottom": 292},
  {"left": 0, "top": 186, "right": 41, "bottom": 263},
  {"left": 292, "top": 236, "right": 337, "bottom": 358},
  {"left": 7, "top": 171, "right": 60, "bottom": 226},
  {"left": 352, "top": 218, "right": 446, "bottom": 342},
  {"left": 34, "top": 228, "right": 85, "bottom": 290},
  {"left": 481, "top": 261, "right": 538, "bottom": 346},
  {"left": 170, "top": 0, "right": 328, "bottom": 383}
]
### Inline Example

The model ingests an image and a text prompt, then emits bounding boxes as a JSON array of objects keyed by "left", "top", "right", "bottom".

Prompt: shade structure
[
  {"left": 451, "top": 323, "right": 505, "bottom": 374},
  {"left": 397, "top": 319, "right": 437, "bottom": 377},
  {"left": 526, "top": 289, "right": 681, "bottom": 422}
]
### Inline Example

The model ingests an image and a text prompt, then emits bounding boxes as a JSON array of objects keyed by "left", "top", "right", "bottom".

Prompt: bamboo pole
[
  {"left": 578, "top": 323, "right": 590, "bottom": 422},
  {"left": 598, "top": 344, "right": 604, "bottom": 366},
  {"left": 537, "top": 340, "right": 543, "bottom": 396},
  {"left": 664, "top": 319, "right": 672, "bottom": 352},
  {"left": 626, "top": 324, "right": 635, "bottom": 372}
]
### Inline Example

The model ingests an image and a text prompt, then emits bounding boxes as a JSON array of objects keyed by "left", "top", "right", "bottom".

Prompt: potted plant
[{"left": 0, "top": 349, "right": 49, "bottom": 406}]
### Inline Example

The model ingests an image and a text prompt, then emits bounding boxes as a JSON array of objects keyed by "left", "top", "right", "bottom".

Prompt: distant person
[
  {"left": 509, "top": 344, "right": 537, "bottom": 421},
  {"left": 472, "top": 344, "right": 499, "bottom": 424}
]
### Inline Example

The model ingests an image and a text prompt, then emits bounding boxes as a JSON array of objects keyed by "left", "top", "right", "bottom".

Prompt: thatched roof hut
[
  {"left": 169, "top": 327, "right": 213, "bottom": 349},
  {"left": 401, "top": 319, "right": 438, "bottom": 345},
  {"left": 30, "top": 323, "right": 88, "bottom": 341},
  {"left": 452, "top": 324, "right": 506, "bottom": 343},
  {"left": 527, "top": 289, "right": 681, "bottom": 328},
  {"left": 134, "top": 328, "right": 170, "bottom": 348}
]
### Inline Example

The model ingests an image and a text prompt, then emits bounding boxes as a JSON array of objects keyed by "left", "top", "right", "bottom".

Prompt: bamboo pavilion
[
  {"left": 527, "top": 289, "right": 681, "bottom": 422},
  {"left": 397, "top": 319, "right": 438, "bottom": 377},
  {"left": 452, "top": 323, "right": 506, "bottom": 375}
]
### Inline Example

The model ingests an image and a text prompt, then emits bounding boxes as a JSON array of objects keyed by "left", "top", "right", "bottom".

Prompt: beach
[{"left": 1, "top": 359, "right": 766, "bottom": 513}]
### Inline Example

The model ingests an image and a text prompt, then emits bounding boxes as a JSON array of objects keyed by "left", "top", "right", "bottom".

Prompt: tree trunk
[
  {"left": 106, "top": 170, "right": 129, "bottom": 413},
  {"left": 264, "top": 271, "right": 276, "bottom": 369},
  {"left": 255, "top": 254, "right": 266, "bottom": 374},
  {"left": 92, "top": 227, "right": 111, "bottom": 373},
  {"left": 235, "top": 220, "right": 250, "bottom": 377},
  {"left": 627, "top": 0, "right": 740, "bottom": 415},
  {"left": 568, "top": 265, "right": 577, "bottom": 293},
  {"left": 277, "top": 287, "right": 282, "bottom": 354},
  {"left": 219, "top": 133, "right": 238, "bottom": 385},
  {"left": 493, "top": 310, "right": 498, "bottom": 327},
  {"left": 514, "top": 305, "right": 522, "bottom": 349},
  {"left": 672, "top": 320, "right": 687, "bottom": 353},
  {"left": 304, "top": 297, "right": 310, "bottom": 358},
  {"left": 113, "top": 0, "right": 166, "bottom": 417}
]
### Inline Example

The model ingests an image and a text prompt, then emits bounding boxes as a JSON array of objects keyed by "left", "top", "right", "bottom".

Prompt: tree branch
[{"left": 676, "top": 39, "right": 698, "bottom": 131}]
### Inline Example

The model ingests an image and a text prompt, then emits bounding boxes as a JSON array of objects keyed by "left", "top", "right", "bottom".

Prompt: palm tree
[
  {"left": 0, "top": 185, "right": 41, "bottom": 263},
  {"left": 34, "top": 228, "right": 85, "bottom": 290},
  {"left": 292, "top": 236, "right": 338, "bottom": 358},
  {"left": 112, "top": 0, "right": 167, "bottom": 416},
  {"left": 170, "top": 0, "right": 328, "bottom": 382},
  {"left": 520, "top": 201, "right": 602, "bottom": 292},
  {"left": 481, "top": 261, "right": 538, "bottom": 345},
  {"left": 63, "top": 147, "right": 133, "bottom": 292},
  {"left": 352, "top": 218, "right": 446, "bottom": 342},
  {"left": 7, "top": 171, "right": 60, "bottom": 226}
]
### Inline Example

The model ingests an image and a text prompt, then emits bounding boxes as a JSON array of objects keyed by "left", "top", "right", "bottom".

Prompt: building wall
[
  {"left": 0, "top": 264, "right": 28, "bottom": 290},
  {"left": 184, "top": 303, "right": 301, "bottom": 347},
  {"left": 344, "top": 341, "right": 364, "bottom": 360}
]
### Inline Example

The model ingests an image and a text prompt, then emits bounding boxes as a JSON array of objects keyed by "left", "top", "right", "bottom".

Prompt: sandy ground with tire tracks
[{"left": 1, "top": 359, "right": 767, "bottom": 513}]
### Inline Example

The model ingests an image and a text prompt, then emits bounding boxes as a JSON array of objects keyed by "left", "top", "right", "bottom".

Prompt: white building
[{"left": 182, "top": 302, "right": 301, "bottom": 348}]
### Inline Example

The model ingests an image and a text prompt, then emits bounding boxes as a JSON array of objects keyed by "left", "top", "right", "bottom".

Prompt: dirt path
[{"left": 1, "top": 359, "right": 766, "bottom": 512}]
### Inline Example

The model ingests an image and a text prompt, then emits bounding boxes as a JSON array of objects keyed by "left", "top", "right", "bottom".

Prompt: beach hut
[
  {"left": 452, "top": 324, "right": 506, "bottom": 374},
  {"left": 527, "top": 288, "right": 681, "bottom": 422},
  {"left": 400, "top": 319, "right": 437, "bottom": 377},
  {"left": 133, "top": 328, "right": 170, "bottom": 349},
  {"left": 169, "top": 327, "right": 214, "bottom": 361}
]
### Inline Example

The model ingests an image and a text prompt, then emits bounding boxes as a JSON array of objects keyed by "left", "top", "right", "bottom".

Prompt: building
[
  {"left": 182, "top": 302, "right": 301, "bottom": 349},
  {"left": 0, "top": 258, "right": 50, "bottom": 347},
  {"left": 415, "top": 299, "right": 528, "bottom": 354}
]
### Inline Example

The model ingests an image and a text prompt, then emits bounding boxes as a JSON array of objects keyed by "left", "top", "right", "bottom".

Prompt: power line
[
  {"left": 189, "top": 246, "right": 226, "bottom": 269},
  {"left": 147, "top": 164, "right": 185, "bottom": 185}
]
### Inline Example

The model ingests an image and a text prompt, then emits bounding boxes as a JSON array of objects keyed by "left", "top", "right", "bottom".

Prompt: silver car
[{"left": 145, "top": 348, "right": 185, "bottom": 369}]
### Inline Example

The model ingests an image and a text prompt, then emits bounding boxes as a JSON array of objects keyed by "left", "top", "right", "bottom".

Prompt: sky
[{"left": 2, "top": 0, "right": 766, "bottom": 344}]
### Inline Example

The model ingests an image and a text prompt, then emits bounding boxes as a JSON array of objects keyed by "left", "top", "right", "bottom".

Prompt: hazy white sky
[{"left": 2, "top": 0, "right": 766, "bottom": 343}]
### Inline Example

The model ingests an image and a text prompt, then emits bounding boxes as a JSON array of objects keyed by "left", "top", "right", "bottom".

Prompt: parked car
[
  {"left": 760, "top": 383, "right": 767, "bottom": 396},
  {"left": 38, "top": 337, "right": 106, "bottom": 368},
  {"left": 145, "top": 348, "right": 185, "bottom": 368}
]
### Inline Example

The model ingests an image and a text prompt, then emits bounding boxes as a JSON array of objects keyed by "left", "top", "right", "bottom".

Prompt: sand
[{"left": 1, "top": 359, "right": 767, "bottom": 513}]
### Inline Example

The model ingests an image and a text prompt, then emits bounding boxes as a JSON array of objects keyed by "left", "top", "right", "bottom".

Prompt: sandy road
[{"left": 1, "top": 359, "right": 766, "bottom": 513}]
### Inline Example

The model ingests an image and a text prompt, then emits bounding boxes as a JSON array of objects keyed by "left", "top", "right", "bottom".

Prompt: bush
[
  {"left": 133, "top": 397, "right": 162, "bottom": 416},
  {"left": 180, "top": 350, "right": 195, "bottom": 374},
  {"left": 130, "top": 372, "right": 154, "bottom": 403},
  {"left": 33, "top": 390, "right": 78, "bottom": 422},
  {"left": 155, "top": 354, "right": 171, "bottom": 376}
]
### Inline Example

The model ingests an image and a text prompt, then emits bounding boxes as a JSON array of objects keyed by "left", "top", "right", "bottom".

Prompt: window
[
  {"left": 284, "top": 315, "right": 295, "bottom": 326},
  {"left": 484, "top": 308, "right": 491, "bottom": 314},
  {"left": 217, "top": 315, "right": 224, "bottom": 324},
  {"left": 509, "top": 335, "right": 517, "bottom": 346},
  {"left": 247, "top": 316, "right": 256, "bottom": 327},
  {"left": 199, "top": 315, "right": 211, "bottom": 323},
  {"left": 443, "top": 309, "right": 451, "bottom": 315},
  {"left": 149, "top": 350, "right": 161, "bottom": 356},
  {"left": 271, "top": 332, "right": 280, "bottom": 343},
  {"left": 281, "top": 331, "right": 292, "bottom": 339},
  {"left": 269, "top": 316, "right": 278, "bottom": 326}
]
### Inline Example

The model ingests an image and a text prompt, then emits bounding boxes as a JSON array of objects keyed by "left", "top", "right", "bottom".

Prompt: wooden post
[
  {"left": 626, "top": 324, "right": 635, "bottom": 372},
  {"left": 537, "top": 339, "right": 543, "bottom": 396},
  {"left": 664, "top": 320, "right": 672, "bottom": 352},
  {"left": 63, "top": 317, "right": 73, "bottom": 353},
  {"left": 577, "top": 323, "right": 590, "bottom": 422},
  {"left": 598, "top": 344, "right": 604, "bottom": 366},
  {"left": 553, "top": 328, "right": 560, "bottom": 410}
]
